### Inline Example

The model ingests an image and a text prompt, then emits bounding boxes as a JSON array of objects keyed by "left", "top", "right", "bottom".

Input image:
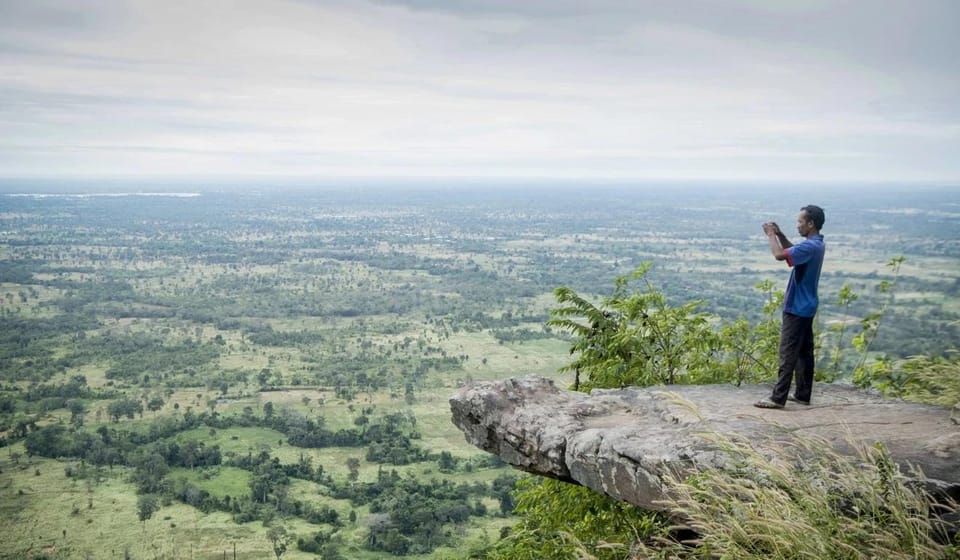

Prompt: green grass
[
  {"left": 176, "top": 426, "right": 288, "bottom": 456},
  {"left": 140, "top": 410, "right": 519, "bottom": 559},
  {"left": 432, "top": 330, "right": 571, "bottom": 383},
  {"left": 0, "top": 449, "right": 287, "bottom": 560},
  {"left": 0, "top": 444, "right": 469, "bottom": 560},
  {"left": 635, "top": 430, "right": 959, "bottom": 559},
  {"left": 0, "top": 467, "right": 138, "bottom": 559},
  {"left": 168, "top": 466, "right": 251, "bottom": 499},
  {"left": 172, "top": 425, "right": 383, "bottom": 481}
]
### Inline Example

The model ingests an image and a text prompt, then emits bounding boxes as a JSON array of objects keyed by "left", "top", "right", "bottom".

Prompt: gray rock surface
[{"left": 450, "top": 377, "right": 960, "bottom": 511}]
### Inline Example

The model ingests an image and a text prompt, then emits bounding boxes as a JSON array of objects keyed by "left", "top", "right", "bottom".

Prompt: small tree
[
  {"left": 67, "top": 400, "right": 87, "bottom": 428},
  {"left": 147, "top": 396, "right": 165, "bottom": 415},
  {"left": 107, "top": 398, "right": 143, "bottom": 422},
  {"left": 717, "top": 280, "right": 783, "bottom": 385},
  {"left": 346, "top": 458, "right": 361, "bottom": 483},
  {"left": 852, "top": 256, "right": 905, "bottom": 385},
  {"left": 137, "top": 494, "right": 159, "bottom": 523},
  {"left": 823, "top": 283, "right": 859, "bottom": 379},
  {"left": 547, "top": 263, "right": 719, "bottom": 391},
  {"left": 267, "top": 525, "right": 292, "bottom": 559}
]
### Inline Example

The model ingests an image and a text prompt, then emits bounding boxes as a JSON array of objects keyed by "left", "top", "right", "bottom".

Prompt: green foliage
[
  {"left": 80, "top": 333, "right": 222, "bottom": 385},
  {"left": 249, "top": 459, "right": 289, "bottom": 504},
  {"left": 492, "top": 265, "right": 734, "bottom": 560},
  {"left": 0, "top": 313, "right": 100, "bottom": 382},
  {"left": 267, "top": 524, "right": 293, "bottom": 560},
  {"left": 851, "top": 256, "right": 905, "bottom": 381},
  {"left": 136, "top": 494, "right": 159, "bottom": 522},
  {"left": 107, "top": 397, "right": 143, "bottom": 422},
  {"left": 855, "top": 352, "right": 960, "bottom": 408},
  {"left": 845, "top": 256, "right": 959, "bottom": 401},
  {"left": 717, "top": 280, "right": 782, "bottom": 385},
  {"left": 548, "top": 264, "right": 787, "bottom": 392},
  {"left": 484, "top": 478, "right": 661, "bottom": 560},
  {"left": 332, "top": 468, "right": 492, "bottom": 555},
  {"left": 129, "top": 450, "right": 171, "bottom": 494},
  {"left": 548, "top": 263, "right": 724, "bottom": 390},
  {"left": 496, "top": 260, "right": 960, "bottom": 560},
  {"left": 636, "top": 432, "right": 958, "bottom": 559},
  {"left": 822, "top": 283, "right": 859, "bottom": 379},
  {"left": 3, "top": 190, "right": 957, "bottom": 558},
  {"left": 24, "top": 425, "right": 92, "bottom": 458}
]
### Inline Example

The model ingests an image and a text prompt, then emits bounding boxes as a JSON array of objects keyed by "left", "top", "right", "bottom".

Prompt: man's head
[{"left": 797, "top": 204, "right": 824, "bottom": 237}]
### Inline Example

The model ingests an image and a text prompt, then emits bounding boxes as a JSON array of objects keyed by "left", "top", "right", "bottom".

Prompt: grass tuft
[{"left": 634, "top": 431, "right": 959, "bottom": 559}]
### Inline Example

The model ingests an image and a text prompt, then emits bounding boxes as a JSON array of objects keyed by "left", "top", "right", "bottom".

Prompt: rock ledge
[{"left": 450, "top": 377, "right": 960, "bottom": 510}]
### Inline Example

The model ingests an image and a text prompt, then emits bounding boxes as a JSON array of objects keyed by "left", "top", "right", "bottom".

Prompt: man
[{"left": 754, "top": 205, "right": 826, "bottom": 409}]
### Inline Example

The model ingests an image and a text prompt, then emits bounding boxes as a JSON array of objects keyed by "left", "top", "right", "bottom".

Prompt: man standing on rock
[{"left": 755, "top": 205, "right": 826, "bottom": 409}]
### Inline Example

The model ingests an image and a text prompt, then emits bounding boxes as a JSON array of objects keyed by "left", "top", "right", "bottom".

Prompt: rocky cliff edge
[{"left": 450, "top": 377, "right": 960, "bottom": 511}]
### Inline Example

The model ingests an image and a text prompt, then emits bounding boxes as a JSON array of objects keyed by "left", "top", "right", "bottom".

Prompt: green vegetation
[
  {"left": 486, "top": 260, "right": 959, "bottom": 559},
  {"left": 0, "top": 186, "right": 958, "bottom": 558},
  {"left": 484, "top": 478, "right": 661, "bottom": 560},
  {"left": 638, "top": 434, "right": 958, "bottom": 559}
]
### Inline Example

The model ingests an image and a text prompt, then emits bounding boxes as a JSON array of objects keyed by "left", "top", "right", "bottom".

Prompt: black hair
[{"left": 801, "top": 205, "right": 825, "bottom": 230}]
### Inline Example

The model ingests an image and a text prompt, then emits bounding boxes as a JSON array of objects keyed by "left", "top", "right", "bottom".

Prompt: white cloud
[{"left": 0, "top": 0, "right": 958, "bottom": 182}]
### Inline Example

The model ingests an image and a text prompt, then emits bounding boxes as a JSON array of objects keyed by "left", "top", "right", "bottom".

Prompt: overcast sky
[{"left": 1, "top": 0, "right": 958, "bottom": 184}]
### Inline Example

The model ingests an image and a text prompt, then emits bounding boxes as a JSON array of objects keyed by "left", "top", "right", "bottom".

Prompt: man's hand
[{"left": 763, "top": 222, "right": 789, "bottom": 260}]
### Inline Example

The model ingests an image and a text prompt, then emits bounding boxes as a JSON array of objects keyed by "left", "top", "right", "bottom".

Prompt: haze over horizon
[{"left": 2, "top": 0, "right": 959, "bottom": 185}]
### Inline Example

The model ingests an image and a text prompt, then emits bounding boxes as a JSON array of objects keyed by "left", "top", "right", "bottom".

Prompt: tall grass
[
  {"left": 633, "top": 431, "right": 959, "bottom": 559},
  {"left": 864, "top": 352, "right": 960, "bottom": 409}
]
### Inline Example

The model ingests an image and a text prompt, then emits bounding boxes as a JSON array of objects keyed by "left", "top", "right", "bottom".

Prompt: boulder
[{"left": 450, "top": 377, "right": 960, "bottom": 511}]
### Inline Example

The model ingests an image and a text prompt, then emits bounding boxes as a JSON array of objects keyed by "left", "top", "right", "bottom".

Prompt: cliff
[{"left": 450, "top": 377, "right": 960, "bottom": 511}]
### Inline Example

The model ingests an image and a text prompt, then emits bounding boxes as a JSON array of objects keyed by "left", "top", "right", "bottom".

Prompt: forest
[{"left": 0, "top": 184, "right": 958, "bottom": 559}]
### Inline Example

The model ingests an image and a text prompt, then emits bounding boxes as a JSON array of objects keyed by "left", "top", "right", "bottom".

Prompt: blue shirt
[{"left": 783, "top": 234, "right": 825, "bottom": 317}]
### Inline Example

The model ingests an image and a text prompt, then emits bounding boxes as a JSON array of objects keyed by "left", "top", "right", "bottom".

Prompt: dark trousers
[{"left": 771, "top": 312, "right": 815, "bottom": 405}]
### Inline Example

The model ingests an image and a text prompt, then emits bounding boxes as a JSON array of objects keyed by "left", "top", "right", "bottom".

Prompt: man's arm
[
  {"left": 763, "top": 223, "right": 791, "bottom": 261},
  {"left": 775, "top": 227, "right": 793, "bottom": 250},
  {"left": 767, "top": 232, "right": 788, "bottom": 261}
]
